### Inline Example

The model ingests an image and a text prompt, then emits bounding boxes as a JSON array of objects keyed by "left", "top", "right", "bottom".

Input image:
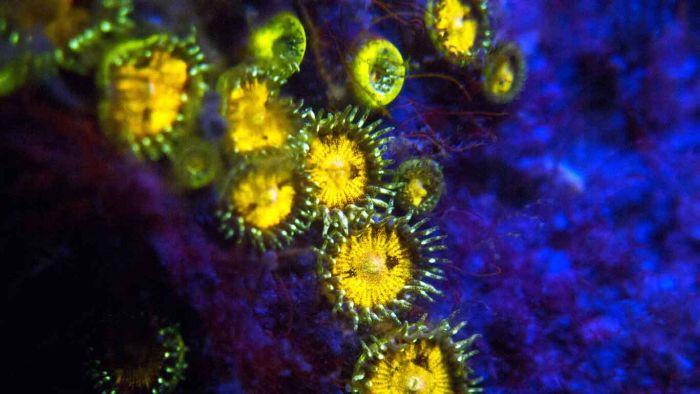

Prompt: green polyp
[
  {"left": 349, "top": 38, "right": 405, "bottom": 108},
  {"left": 249, "top": 11, "right": 307, "bottom": 80},
  {"left": 481, "top": 41, "right": 527, "bottom": 103},
  {"left": 394, "top": 158, "right": 445, "bottom": 215},
  {"left": 170, "top": 137, "right": 222, "bottom": 190}
]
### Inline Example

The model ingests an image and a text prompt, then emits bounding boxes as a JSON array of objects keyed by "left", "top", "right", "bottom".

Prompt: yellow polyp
[
  {"left": 231, "top": 168, "right": 296, "bottom": 230},
  {"left": 406, "top": 178, "right": 428, "bottom": 207},
  {"left": 225, "top": 79, "right": 293, "bottom": 153},
  {"left": 332, "top": 226, "right": 413, "bottom": 308},
  {"left": 435, "top": 0, "right": 478, "bottom": 55},
  {"left": 306, "top": 135, "right": 368, "bottom": 209},
  {"left": 370, "top": 340, "right": 453, "bottom": 394},
  {"left": 108, "top": 51, "right": 188, "bottom": 138},
  {"left": 490, "top": 59, "right": 515, "bottom": 96}
]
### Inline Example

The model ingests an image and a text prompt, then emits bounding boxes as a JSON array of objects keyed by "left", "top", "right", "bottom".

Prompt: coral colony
[{"left": 3, "top": 0, "right": 699, "bottom": 393}]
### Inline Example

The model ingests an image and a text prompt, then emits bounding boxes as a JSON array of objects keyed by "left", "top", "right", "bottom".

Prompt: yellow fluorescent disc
[
  {"left": 109, "top": 51, "right": 188, "bottom": 138},
  {"left": 395, "top": 159, "right": 445, "bottom": 215},
  {"left": 351, "top": 319, "right": 482, "bottom": 393},
  {"left": 371, "top": 340, "right": 453, "bottom": 394},
  {"left": 98, "top": 33, "right": 208, "bottom": 160},
  {"left": 231, "top": 168, "right": 296, "bottom": 230},
  {"left": 317, "top": 214, "right": 448, "bottom": 328},
  {"left": 425, "top": 0, "right": 491, "bottom": 65},
  {"left": 436, "top": 0, "right": 478, "bottom": 55},
  {"left": 306, "top": 135, "right": 369, "bottom": 209},
  {"left": 225, "top": 79, "right": 293, "bottom": 153},
  {"left": 332, "top": 225, "right": 413, "bottom": 308},
  {"left": 217, "top": 149, "right": 316, "bottom": 251},
  {"left": 406, "top": 178, "right": 428, "bottom": 207}
]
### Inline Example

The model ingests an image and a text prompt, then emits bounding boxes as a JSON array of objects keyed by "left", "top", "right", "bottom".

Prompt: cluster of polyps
[{"left": 8, "top": 3, "right": 495, "bottom": 391}]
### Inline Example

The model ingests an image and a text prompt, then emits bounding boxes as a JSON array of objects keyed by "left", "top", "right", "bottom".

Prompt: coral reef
[{"left": 2, "top": 0, "right": 699, "bottom": 393}]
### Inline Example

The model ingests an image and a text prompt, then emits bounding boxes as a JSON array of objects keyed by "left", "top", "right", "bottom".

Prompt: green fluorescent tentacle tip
[{"left": 0, "top": 0, "right": 134, "bottom": 73}]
